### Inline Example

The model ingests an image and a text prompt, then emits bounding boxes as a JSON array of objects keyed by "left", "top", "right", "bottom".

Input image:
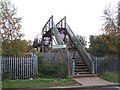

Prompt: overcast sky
[{"left": 12, "top": 0, "right": 119, "bottom": 42}]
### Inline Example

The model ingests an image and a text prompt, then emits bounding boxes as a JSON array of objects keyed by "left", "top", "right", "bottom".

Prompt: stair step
[
  {"left": 75, "top": 72, "right": 90, "bottom": 74},
  {"left": 73, "top": 74, "right": 97, "bottom": 78},
  {"left": 75, "top": 64, "right": 87, "bottom": 66},
  {"left": 75, "top": 67, "right": 89, "bottom": 70},
  {"left": 75, "top": 66, "right": 88, "bottom": 68},
  {"left": 75, "top": 60, "right": 84, "bottom": 61},
  {"left": 69, "top": 51, "right": 94, "bottom": 78},
  {"left": 75, "top": 63, "right": 86, "bottom": 66},
  {"left": 75, "top": 71, "right": 90, "bottom": 73},
  {"left": 75, "top": 61, "right": 85, "bottom": 63},
  {"left": 75, "top": 69, "right": 89, "bottom": 71},
  {"left": 75, "top": 58, "right": 82, "bottom": 59}
]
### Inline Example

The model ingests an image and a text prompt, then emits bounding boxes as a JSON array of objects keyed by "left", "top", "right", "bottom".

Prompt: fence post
[
  {"left": 72, "top": 59, "right": 75, "bottom": 76},
  {"left": 95, "top": 57, "right": 97, "bottom": 74},
  {"left": 92, "top": 60, "right": 95, "bottom": 74},
  {"left": 0, "top": 56, "right": 2, "bottom": 80}
]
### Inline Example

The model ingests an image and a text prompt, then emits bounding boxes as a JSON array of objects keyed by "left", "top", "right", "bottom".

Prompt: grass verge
[
  {"left": 2, "top": 78, "right": 78, "bottom": 88},
  {"left": 100, "top": 72, "right": 120, "bottom": 83}
]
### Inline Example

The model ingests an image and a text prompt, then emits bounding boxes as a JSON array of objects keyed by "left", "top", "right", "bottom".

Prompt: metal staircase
[
  {"left": 33, "top": 16, "right": 95, "bottom": 77},
  {"left": 73, "top": 52, "right": 94, "bottom": 77},
  {"left": 56, "top": 16, "right": 95, "bottom": 77},
  {"left": 75, "top": 61, "right": 90, "bottom": 75}
]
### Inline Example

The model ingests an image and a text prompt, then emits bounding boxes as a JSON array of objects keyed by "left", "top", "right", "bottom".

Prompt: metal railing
[
  {"left": 41, "top": 16, "right": 69, "bottom": 76},
  {"left": 56, "top": 16, "right": 66, "bottom": 28},
  {"left": 56, "top": 16, "right": 93, "bottom": 74},
  {"left": 66, "top": 23, "right": 93, "bottom": 73},
  {"left": 52, "top": 23, "right": 67, "bottom": 61},
  {"left": 2, "top": 55, "right": 38, "bottom": 80},
  {"left": 93, "top": 56, "right": 118, "bottom": 75},
  {"left": 56, "top": 17, "right": 75, "bottom": 76},
  {"left": 41, "top": 16, "right": 94, "bottom": 75},
  {"left": 42, "top": 15, "right": 53, "bottom": 35},
  {"left": 52, "top": 22, "right": 75, "bottom": 77}
]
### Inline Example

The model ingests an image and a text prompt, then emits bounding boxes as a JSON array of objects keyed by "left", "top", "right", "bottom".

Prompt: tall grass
[
  {"left": 2, "top": 78, "right": 78, "bottom": 88},
  {"left": 100, "top": 72, "right": 120, "bottom": 83}
]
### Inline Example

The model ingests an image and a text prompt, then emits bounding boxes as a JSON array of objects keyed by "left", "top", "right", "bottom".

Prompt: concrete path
[{"left": 74, "top": 77, "right": 114, "bottom": 86}]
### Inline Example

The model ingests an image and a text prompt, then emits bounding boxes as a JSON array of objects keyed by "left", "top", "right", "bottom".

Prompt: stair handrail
[
  {"left": 56, "top": 16, "right": 66, "bottom": 28},
  {"left": 54, "top": 22, "right": 74, "bottom": 76},
  {"left": 56, "top": 16, "right": 92, "bottom": 62},
  {"left": 66, "top": 23, "right": 93, "bottom": 73},
  {"left": 55, "top": 16, "right": 93, "bottom": 73},
  {"left": 41, "top": 16, "right": 71, "bottom": 75},
  {"left": 56, "top": 18, "right": 75, "bottom": 76},
  {"left": 52, "top": 23, "right": 64, "bottom": 44},
  {"left": 66, "top": 23, "right": 92, "bottom": 60},
  {"left": 42, "top": 15, "right": 53, "bottom": 34}
]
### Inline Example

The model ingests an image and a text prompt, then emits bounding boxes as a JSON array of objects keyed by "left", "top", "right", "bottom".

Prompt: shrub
[
  {"left": 2, "top": 70, "right": 13, "bottom": 80},
  {"left": 38, "top": 54, "right": 67, "bottom": 78},
  {"left": 100, "top": 72, "right": 120, "bottom": 83}
]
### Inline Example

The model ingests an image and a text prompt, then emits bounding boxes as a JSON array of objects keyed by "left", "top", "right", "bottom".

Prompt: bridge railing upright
[
  {"left": 56, "top": 17, "right": 75, "bottom": 76},
  {"left": 56, "top": 16, "right": 66, "bottom": 28},
  {"left": 56, "top": 16, "right": 94, "bottom": 74},
  {"left": 42, "top": 15, "right": 53, "bottom": 35}
]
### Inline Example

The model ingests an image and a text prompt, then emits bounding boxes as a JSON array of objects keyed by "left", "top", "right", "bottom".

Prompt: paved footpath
[{"left": 74, "top": 77, "right": 115, "bottom": 86}]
